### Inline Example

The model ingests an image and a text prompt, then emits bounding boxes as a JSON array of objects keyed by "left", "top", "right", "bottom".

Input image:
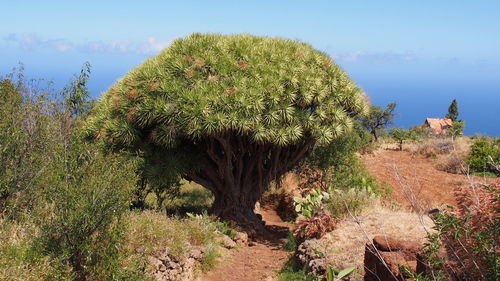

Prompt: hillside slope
[{"left": 362, "top": 149, "right": 496, "bottom": 211}]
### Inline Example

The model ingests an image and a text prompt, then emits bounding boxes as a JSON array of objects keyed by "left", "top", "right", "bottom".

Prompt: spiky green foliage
[
  {"left": 85, "top": 33, "right": 368, "bottom": 226},
  {"left": 87, "top": 33, "right": 367, "bottom": 147}
]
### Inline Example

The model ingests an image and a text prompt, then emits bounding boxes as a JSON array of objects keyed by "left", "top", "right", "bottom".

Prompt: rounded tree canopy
[{"left": 85, "top": 33, "right": 368, "bottom": 149}]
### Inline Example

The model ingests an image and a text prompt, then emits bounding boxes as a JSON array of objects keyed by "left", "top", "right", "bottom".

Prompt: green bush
[
  {"left": 125, "top": 210, "right": 224, "bottom": 274},
  {"left": 467, "top": 138, "right": 499, "bottom": 176},
  {"left": 293, "top": 189, "right": 329, "bottom": 218},
  {"left": 294, "top": 120, "right": 383, "bottom": 221},
  {"left": 0, "top": 66, "right": 145, "bottom": 280},
  {"left": 297, "top": 120, "right": 380, "bottom": 193},
  {"left": 0, "top": 78, "right": 60, "bottom": 217},
  {"left": 0, "top": 220, "right": 74, "bottom": 280},
  {"left": 34, "top": 140, "right": 137, "bottom": 280},
  {"left": 278, "top": 256, "right": 317, "bottom": 281},
  {"left": 390, "top": 128, "right": 417, "bottom": 151},
  {"left": 284, "top": 232, "right": 297, "bottom": 251},
  {"left": 324, "top": 187, "right": 375, "bottom": 218}
]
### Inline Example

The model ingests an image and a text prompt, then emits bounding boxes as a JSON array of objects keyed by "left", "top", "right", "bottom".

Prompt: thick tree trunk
[
  {"left": 187, "top": 133, "right": 315, "bottom": 230},
  {"left": 210, "top": 191, "right": 263, "bottom": 230}
]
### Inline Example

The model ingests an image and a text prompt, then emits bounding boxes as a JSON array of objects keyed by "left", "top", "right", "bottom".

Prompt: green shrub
[
  {"left": 0, "top": 220, "right": 73, "bottom": 281},
  {"left": 212, "top": 220, "right": 238, "bottom": 239},
  {"left": 0, "top": 66, "right": 146, "bottom": 280},
  {"left": 390, "top": 128, "right": 418, "bottom": 151},
  {"left": 293, "top": 189, "right": 330, "bottom": 218},
  {"left": 33, "top": 140, "right": 138, "bottom": 281},
  {"left": 125, "top": 210, "right": 224, "bottom": 275},
  {"left": 296, "top": 120, "right": 382, "bottom": 194},
  {"left": 125, "top": 211, "right": 219, "bottom": 257},
  {"left": 324, "top": 187, "right": 376, "bottom": 218},
  {"left": 278, "top": 256, "right": 317, "bottom": 281},
  {"left": 284, "top": 232, "right": 297, "bottom": 251},
  {"left": 0, "top": 78, "right": 60, "bottom": 217},
  {"left": 199, "top": 245, "right": 219, "bottom": 272},
  {"left": 467, "top": 138, "right": 499, "bottom": 175}
]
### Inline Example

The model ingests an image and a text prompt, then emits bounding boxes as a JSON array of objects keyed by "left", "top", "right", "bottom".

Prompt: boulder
[
  {"left": 234, "top": 232, "right": 249, "bottom": 245},
  {"left": 364, "top": 236, "right": 422, "bottom": 281},
  {"left": 296, "top": 239, "right": 328, "bottom": 275},
  {"left": 189, "top": 246, "right": 205, "bottom": 261},
  {"left": 220, "top": 235, "right": 237, "bottom": 249}
]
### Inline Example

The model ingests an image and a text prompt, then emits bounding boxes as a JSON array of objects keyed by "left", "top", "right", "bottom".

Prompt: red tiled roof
[{"left": 424, "top": 118, "right": 453, "bottom": 135}]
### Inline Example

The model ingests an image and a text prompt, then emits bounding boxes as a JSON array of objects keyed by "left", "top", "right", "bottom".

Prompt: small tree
[
  {"left": 85, "top": 33, "right": 369, "bottom": 228},
  {"left": 445, "top": 99, "right": 459, "bottom": 121},
  {"left": 448, "top": 120, "right": 464, "bottom": 140},
  {"left": 362, "top": 102, "right": 396, "bottom": 142},
  {"left": 390, "top": 128, "right": 417, "bottom": 151}
]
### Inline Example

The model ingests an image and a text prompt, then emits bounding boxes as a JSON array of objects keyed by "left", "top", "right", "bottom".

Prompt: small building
[{"left": 423, "top": 118, "right": 453, "bottom": 135}]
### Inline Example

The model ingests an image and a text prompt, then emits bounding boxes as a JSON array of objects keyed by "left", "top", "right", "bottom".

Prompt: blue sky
[{"left": 1, "top": 0, "right": 499, "bottom": 135}]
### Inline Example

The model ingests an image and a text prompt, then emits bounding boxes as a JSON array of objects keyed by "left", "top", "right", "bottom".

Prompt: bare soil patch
[
  {"left": 200, "top": 208, "right": 293, "bottom": 281},
  {"left": 362, "top": 149, "right": 496, "bottom": 211}
]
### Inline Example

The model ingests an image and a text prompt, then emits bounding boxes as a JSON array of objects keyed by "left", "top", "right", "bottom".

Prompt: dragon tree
[{"left": 85, "top": 33, "right": 368, "bottom": 229}]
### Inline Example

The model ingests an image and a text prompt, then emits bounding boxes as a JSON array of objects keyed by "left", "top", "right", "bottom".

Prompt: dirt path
[
  {"left": 200, "top": 208, "right": 292, "bottom": 281},
  {"left": 363, "top": 149, "right": 496, "bottom": 211}
]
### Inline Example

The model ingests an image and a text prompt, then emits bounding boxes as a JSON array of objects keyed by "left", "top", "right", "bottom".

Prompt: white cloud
[
  {"left": 5, "top": 33, "right": 74, "bottom": 52},
  {"left": 4, "top": 33, "right": 170, "bottom": 55},
  {"left": 45, "top": 38, "right": 74, "bottom": 52},
  {"left": 5, "top": 33, "right": 40, "bottom": 50},
  {"left": 80, "top": 39, "right": 133, "bottom": 53},
  {"left": 139, "top": 37, "right": 170, "bottom": 54}
]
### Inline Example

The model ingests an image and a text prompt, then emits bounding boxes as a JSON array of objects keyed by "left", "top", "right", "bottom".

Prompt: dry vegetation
[
  {"left": 412, "top": 137, "right": 471, "bottom": 174},
  {"left": 277, "top": 136, "right": 497, "bottom": 280},
  {"left": 363, "top": 137, "right": 497, "bottom": 212},
  {"left": 314, "top": 201, "right": 434, "bottom": 279}
]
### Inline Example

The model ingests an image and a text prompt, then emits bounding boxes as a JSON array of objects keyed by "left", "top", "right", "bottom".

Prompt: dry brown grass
[
  {"left": 294, "top": 210, "right": 337, "bottom": 243},
  {"left": 434, "top": 137, "right": 471, "bottom": 174},
  {"left": 436, "top": 153, "right": 466, "bottom": 174},
  {"left": 412, "top": 139, "right": 454, "bottom": 158},
  {"left": 316, "top": 201, "right": 434, "bottom": 279},
  {"left": 125, "top": 210, "right": 221, "bottom": 257}
]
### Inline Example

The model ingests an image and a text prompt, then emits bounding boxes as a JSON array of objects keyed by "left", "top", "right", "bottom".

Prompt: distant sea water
[
  {"left": 356, "top": 78, "right": 500, "bottom": 137},
  {"left": 342, "top": 60, "right": 500, "bottom": 137}
]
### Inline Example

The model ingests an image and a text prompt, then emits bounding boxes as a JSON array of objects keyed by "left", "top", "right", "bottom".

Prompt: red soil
[
  {"left": 200, "top": 208, "right": 293, "bottom": 281},
  {"left": 362, "top": 149, "right": 496, "bottom": 211}
]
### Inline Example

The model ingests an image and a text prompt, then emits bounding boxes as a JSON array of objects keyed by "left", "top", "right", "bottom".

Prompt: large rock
[
  {"left": 364, "top": 236, "right": 422, "bottom": 281},
  {"left": 373, "top": 236, "right": 420, "bottom": 253},
  {"left": 147, "top": 245, "right": 206, "bottom": 281},
  {"left": 296, "top": 239, "right": 328, "bottom": 275},
  {"left": 220, "top": 234, "right": 237, "bottom": 249},
  {"left": 233, "top": 232, "right": 249, "bottom": 245}
]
